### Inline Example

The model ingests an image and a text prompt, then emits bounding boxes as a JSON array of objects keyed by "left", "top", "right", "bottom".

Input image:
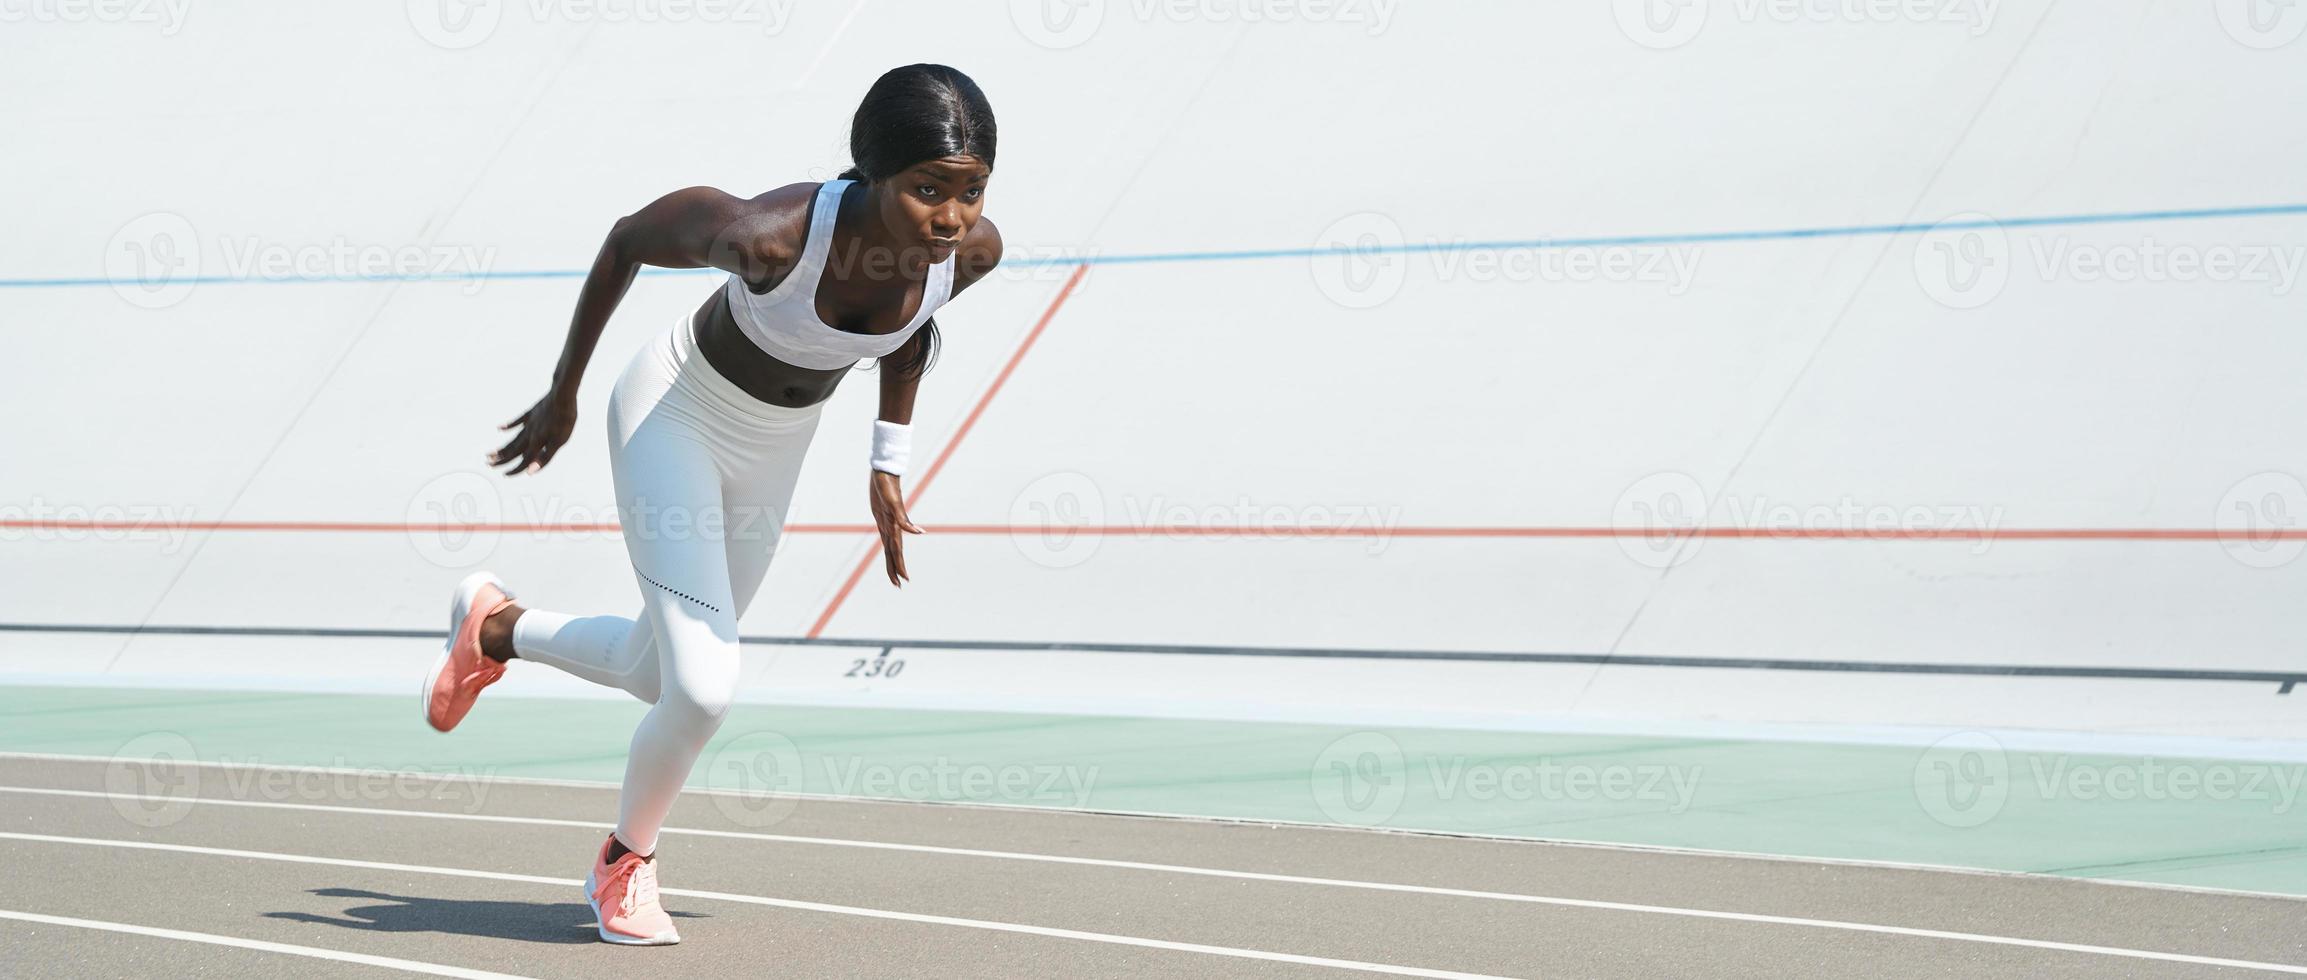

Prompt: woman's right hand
[{"left": 490, "top": 392, "right": 577, "bottom": 475}]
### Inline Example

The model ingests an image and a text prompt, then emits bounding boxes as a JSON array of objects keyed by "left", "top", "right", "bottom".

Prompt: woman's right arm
[{"left": 488, "top": 186, "right": 788, "bottom": 476}]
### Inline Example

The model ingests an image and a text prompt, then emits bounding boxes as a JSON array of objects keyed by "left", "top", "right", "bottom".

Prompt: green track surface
[{"left": 7, "top": 685, "right": 2304, "bottom": 896}]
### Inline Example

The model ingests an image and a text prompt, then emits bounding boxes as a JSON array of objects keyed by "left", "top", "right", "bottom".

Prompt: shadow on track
[{"left": 264, "top": 887, "right": 708, "bottom": 944}]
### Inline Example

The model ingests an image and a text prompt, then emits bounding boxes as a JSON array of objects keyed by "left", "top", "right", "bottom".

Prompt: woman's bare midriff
[{"left": 691, "top": 288, "right": 850, "bottom": 408}]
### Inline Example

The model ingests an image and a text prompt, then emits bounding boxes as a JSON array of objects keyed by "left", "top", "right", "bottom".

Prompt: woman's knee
[{"left": 654, "top": 646, "right": 740, "bottom": 733}]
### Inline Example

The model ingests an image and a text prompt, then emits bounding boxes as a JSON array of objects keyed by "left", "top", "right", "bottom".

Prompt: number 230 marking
[{"left": 845, "top": 650, "right": 905, "bottom": 679}]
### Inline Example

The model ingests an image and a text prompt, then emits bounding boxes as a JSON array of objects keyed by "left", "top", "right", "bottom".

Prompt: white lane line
[
  {"left": 12, "top": 749, "right": 2300, "bottom": 906},
  {"left": 0, "top": 908, "right": 538, "bottom": 980},
  {"left": 0, "top": 832, "right": 1517, "bottom": 980},
  {"left": 7, "top": 784, "right": 2307, "bottom": 975}
]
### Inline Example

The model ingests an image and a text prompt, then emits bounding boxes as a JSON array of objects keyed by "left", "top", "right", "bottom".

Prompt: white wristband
[{"left": 870, "top": 420, "right": 912, "bottom": 477}]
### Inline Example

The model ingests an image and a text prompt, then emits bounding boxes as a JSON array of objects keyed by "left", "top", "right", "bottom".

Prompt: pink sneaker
[
  {"left": 586, "top": 835, "right": 680, "bottom": 945},
  {"left": 421, "top": 571, "right": 515, "bottom": 733}
]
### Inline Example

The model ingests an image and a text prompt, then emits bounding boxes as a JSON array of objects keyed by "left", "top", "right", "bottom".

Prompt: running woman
[{"left": 420, "top": 63, "right": 1001, "bottom": 945}]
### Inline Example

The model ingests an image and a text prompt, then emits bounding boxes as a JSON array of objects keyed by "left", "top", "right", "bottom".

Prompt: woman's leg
[
  {"left": 720, "top": 411, "right": 821, "bottom": 620},
  {"left": 605, "top": 424, "right": 746, "bottom": 858},
  {"left": 613, "top": 407, "right": 821, "bottom": 854},
  {"left": 504, "top": 604, "right": 663, "bottom": 705}
]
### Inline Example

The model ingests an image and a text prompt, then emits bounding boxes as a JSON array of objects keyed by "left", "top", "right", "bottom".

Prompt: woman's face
[{"left": 873, "top": 153, "right": 990, "bottom": 270}]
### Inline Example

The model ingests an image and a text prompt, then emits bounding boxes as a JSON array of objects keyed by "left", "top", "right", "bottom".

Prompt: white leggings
[{"left": 510, "top": 313, "right": 824, "bottom": 855}]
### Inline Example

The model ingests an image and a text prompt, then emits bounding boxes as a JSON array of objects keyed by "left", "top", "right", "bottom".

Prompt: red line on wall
[{"left": 6, "top": 520, "right": 2301, "bottom": 542}]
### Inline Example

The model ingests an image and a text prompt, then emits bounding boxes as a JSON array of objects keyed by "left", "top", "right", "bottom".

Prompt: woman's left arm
[{"left": 868, "top": 220, "right": 1004, "bottom": 587}]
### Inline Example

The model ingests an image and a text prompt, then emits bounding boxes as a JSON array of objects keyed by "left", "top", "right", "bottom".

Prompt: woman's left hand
[{"left": 869, "top": 470, "right": 925, "bottom": 587}]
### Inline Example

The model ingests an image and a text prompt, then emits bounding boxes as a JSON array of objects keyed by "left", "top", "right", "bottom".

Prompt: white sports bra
[{"left": 721, "top": 179, "right": 955, "bottom": 371}]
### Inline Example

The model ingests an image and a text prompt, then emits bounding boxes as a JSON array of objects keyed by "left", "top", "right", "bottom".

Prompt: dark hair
[{"left": 837, "top": 64, "right": 997, "bottom": 379}]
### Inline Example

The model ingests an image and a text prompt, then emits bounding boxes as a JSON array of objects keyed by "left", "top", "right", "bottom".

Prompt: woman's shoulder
[
  {"left": 669, "top": 181, "right": 824, "bottom": 285},
  {"left": 720, "top": 182, "right": 827, "bottom": 270},
  {"left": 952, "top": 216, "right": 1003, "bottom": 295}
]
